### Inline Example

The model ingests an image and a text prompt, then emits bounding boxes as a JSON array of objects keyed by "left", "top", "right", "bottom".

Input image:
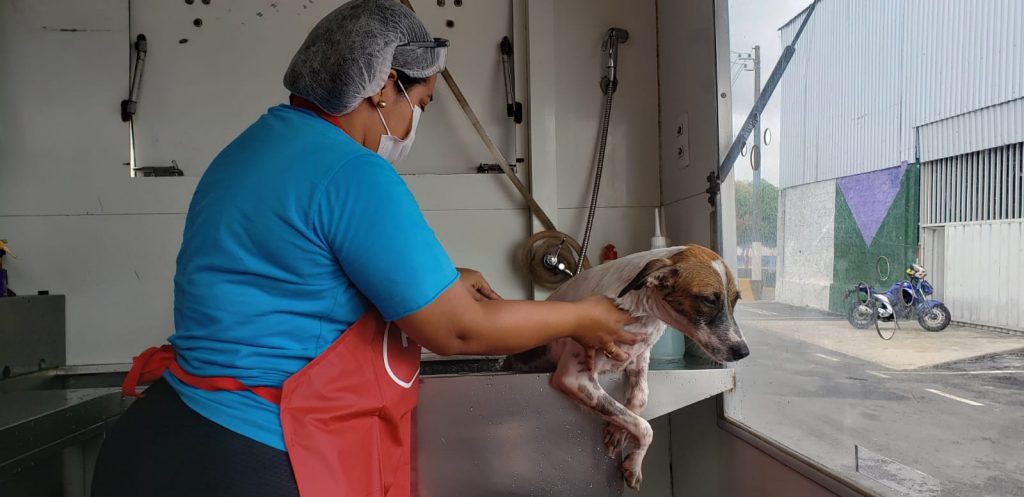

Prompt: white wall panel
[
  {"left": 943, "top": 219, "right": 1023, "bottom": 331},
  {"left": 406, "top": 173, "right": 525, "bottom": 211},
  {"left": 558, "top": 207, "right": 658, "bottom": 265},
  {"left": 552, "top": 0, "right": 660, "bottom": 210},
  {"left": 0, "top": 0, "right": 143, "bottom": 216},
  {"left": 0, "top": 214, "right": 184, "bottom": 365},
  {"left": 1, "top": 0, "right": 682, "bottom": 364},
  {"left": 127, "top": 0, "right": 518, "bottom": 177},
  {"left": 425, "top": 209, "right": 532, "bottom": 301},
  {"left": 774, "top": 180, "right": 836, "bottom": 310},
  {"left": 658, "top": 0, "right": 724, "bottom": 204},
  {"left": 525, "top": 0, "right": 560, "bottom": 238},
  {"left": 663, "top": 194, "right": 713, "bottom": 250},
  {"left": 0, "top": 0, "right": 538, "bottom": 365},
  {"left": 0, "top": 0, "right": 190, "bottom": 366}
]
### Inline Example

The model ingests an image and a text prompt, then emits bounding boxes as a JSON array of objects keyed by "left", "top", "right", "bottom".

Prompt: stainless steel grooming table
[
  {"left": 0, "top": 354, "right": 732, "bottom": 497},
  {"left": 415, "top": 355, "right": 734, "bottom": 497}
]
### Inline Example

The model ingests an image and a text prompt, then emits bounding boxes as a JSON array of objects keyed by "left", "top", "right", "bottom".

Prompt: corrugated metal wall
[
  {"left": 904, "top": 0, "right": 1024, "bottom": 128},
  {"left": 921, "top": 143, "right": 1024, "bottom": 226},
  {"left": 779, "top": 0, "right": 1024, "bottom": 188},
  {"left": 779, "top": 0, "right": 905, "bottom": 188},
  {"left": 942, "top": 219, "right": 1024, "bottom": 331},
  {"left": 918, "top": 98, "right": 1024, "bottom": 162},
  {"left": 920, "top": 227, "right": 945, "bottom": 300},
  {"left": 920, "top": 142, "right": 1023, "bottom": 331}
]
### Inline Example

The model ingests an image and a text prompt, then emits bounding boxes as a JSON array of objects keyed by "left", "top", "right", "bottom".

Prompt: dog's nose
[{"left": 728, "top": 342, "right": 750, "bottom": 361}]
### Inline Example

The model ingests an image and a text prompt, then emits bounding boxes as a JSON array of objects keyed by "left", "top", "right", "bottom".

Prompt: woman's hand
[
  {"left": 572, "top": 295, "right": 640, "bottom": 368},
  {"left": 457, "top": 267, "right": 502, "bottom": 301}
]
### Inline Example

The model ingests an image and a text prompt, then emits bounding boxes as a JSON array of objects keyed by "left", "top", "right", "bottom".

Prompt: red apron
[{"left": 123, "top": 309, "right": 422, "bottom": 497}]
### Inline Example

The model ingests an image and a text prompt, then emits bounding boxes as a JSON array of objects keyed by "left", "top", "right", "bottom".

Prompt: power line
[{"left": 732, "top": 67, "right": 745, "bottom": 86}]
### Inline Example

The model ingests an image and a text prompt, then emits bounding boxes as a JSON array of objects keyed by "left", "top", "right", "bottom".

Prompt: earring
[{"left": 376, "top": 100, "right": 388, "bottom": 109}]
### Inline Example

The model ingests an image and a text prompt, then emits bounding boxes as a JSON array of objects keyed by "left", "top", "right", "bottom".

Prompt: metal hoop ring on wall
[{"left": 876, "top": 256, "right": 891, "bottom": 281}]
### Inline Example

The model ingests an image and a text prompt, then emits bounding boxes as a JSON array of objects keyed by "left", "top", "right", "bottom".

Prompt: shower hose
[{"left": 576, "top": 83, "right": 617, "bottom": 275}]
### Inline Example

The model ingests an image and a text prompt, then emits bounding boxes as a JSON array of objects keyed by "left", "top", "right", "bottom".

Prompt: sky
[{"left": 727, "top": 0, "right": 811, "bottom": 185}]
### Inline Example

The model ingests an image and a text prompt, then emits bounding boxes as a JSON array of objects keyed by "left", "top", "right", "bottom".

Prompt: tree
[{"left": 735, "top": 179, "right": 779, "bottom": 247}]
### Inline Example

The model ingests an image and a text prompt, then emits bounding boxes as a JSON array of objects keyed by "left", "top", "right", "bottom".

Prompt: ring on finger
[{"left": 603, "top": 349, "right": 615, "bottom": 358}]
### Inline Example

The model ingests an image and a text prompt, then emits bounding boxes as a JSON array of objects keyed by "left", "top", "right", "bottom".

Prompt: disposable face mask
[{"left": 376, "top": 81, "right": 421, "bottom": 164}]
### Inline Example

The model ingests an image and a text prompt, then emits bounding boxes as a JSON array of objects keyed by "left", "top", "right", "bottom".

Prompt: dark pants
[{"left": 91, "top": 379, "right": 299, "bottom": 497}]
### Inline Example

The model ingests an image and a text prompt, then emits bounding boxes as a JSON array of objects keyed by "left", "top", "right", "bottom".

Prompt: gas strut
[
  {"left": 121, "top": 34, "right": 147, "bottom": 123},
  {"left": 499, "top": 36, "right": 523, "bottom": 124},
  {"left": 120, "top": 35, "right": 183, "bottom": 177}
]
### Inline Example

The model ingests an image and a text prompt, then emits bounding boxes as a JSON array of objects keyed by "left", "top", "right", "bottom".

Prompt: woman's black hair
[{"left": 396, "top": 69, "right": 429, "bottom": 89}]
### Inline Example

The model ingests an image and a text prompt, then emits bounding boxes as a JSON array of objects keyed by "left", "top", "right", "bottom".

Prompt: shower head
[
  {"left": 607, "top": 28, "right": 629, "bottom": 44},
  {"left": 601, "top": 27, "right": 629, "bottom": 94}
]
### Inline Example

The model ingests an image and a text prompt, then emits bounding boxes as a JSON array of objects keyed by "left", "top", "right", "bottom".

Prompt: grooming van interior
[{"left": 1, "top": 1, "right": 889, "bottom": 496}]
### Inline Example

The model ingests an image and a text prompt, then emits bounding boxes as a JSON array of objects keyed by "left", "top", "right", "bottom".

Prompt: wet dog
[{"left": 502, "top": 245, "right": 749, "bottom": 488}]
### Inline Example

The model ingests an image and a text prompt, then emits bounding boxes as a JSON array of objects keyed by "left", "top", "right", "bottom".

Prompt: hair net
[{"left": 283, "top": 0, "right": 447, "bottom": 116}]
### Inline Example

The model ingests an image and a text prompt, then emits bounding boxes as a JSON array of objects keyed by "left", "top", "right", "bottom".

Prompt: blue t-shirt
[{"left": 166, "top": 105, "right": 458, "bottom": 450}]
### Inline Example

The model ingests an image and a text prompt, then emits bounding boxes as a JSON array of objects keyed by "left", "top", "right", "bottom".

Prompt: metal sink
[
  {"left": 420, "top": 354, "right": 504, "bottom": 376},
  {"left": 0, "top": 365, "right": 127, "bottom": 395}
]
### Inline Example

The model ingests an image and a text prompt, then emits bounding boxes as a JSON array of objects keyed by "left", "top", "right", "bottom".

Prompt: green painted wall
[{"left": 828, "top": 165, "right": 920, "bottom": 313}]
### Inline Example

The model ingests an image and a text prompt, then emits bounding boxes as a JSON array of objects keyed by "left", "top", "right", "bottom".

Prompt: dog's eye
[{"left": 701, "top": 295, "right": 719, "bottom": 307}]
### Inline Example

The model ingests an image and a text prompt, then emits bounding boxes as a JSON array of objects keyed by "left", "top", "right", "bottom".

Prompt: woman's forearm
[
  {"left": 447, "top": 299, "right": 584, "bottom": 355},
  {"left": 398, "top": 280, "right": 636, "bottom": 358},
  {"left": 396, "top": 283, "right": 584, "bottom": 356}
]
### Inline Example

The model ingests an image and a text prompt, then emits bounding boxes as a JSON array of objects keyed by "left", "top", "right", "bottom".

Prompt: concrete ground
[
  {"left": 728, "top": 301, "right": 1024, "bottom": 497},
  {"left": 741, "top": 303, "right": 1024, "bottom": 370}
]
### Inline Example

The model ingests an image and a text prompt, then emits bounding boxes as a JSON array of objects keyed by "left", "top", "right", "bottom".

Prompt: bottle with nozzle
[
  {"left": 649, "top": 210, "right": 685, "bottom": 361},
  {"left": 651, "top": 207, "right": 668, "bottom": 249}
]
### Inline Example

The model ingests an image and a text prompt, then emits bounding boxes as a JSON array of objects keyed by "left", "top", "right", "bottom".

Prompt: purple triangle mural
[{"left": 837, "top": 162, "right": 908, "bottom": 246}]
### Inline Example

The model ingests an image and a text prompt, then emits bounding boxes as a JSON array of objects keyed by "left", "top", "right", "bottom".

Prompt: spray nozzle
[
  {"left": 651, "top": 208, "right": 668, "bottom": 249},
  {"left": 601, "top": 27, "right": 629, "bottom": 94}
]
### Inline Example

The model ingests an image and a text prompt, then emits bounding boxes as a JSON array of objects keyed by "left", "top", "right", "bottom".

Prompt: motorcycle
[{"left": 845, "top": 264, "right": 952, "bottom": 339}]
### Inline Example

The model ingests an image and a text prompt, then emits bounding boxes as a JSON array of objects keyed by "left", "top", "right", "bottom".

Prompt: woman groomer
[{"left": 90, "top": 1, "right": 636, "bottom": 496}]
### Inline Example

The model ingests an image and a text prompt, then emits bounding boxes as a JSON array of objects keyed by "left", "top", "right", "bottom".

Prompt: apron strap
[
  {"left": 122, "top": 345, "right": 282, "bottom": 405},
  {"left": 122, "top": 345, "right": 174, "bottom": 397},
  {"left": 288, "top": 95, "right": 352, "bottom": 135}
]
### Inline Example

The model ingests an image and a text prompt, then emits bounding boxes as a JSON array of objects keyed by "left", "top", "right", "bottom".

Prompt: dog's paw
[
  {"left": 622, "top": 453, "right": 643, "bottom": 489},
  {"left": 603, "top": 424, "right": 630, "bottom": 457}
]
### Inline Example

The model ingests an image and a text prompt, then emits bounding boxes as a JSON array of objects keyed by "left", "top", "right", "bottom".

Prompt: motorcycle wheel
[
  {"left": 847, "top": 300, "right": 877, "bottom": 329},
  {"left": 918, "top": 304, "right": 951, "bottom": 332}
]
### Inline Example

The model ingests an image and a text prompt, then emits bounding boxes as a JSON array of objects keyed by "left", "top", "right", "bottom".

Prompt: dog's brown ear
[{"left": 618, "top": 258, "right": 675, "bottom": 298}]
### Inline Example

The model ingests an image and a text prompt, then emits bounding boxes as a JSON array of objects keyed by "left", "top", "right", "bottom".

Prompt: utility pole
[
  {"left": 751, "top": 45, "right": 762, "bottom": 300},
  {"left": 733, "top": 46, "right": 764, "bottom": 299}
]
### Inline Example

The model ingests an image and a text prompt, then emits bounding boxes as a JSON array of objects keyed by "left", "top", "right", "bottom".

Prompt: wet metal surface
[
  {"left": 415, "top": 372, "right": 624, "bottom": 497},
  {"left": 0, "top": 388, "right": 126, "bottom": 477},
  {"left": 414, "top": 368, "right": 735, "bottom": 496},
  {"left": 856, "top": 445, "right": 942, "bottom": 497}
]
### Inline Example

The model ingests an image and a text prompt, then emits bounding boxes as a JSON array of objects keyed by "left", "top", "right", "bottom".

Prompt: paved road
[{"left": 729, "top": 302, "right": 1024, "bottom": 497}]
